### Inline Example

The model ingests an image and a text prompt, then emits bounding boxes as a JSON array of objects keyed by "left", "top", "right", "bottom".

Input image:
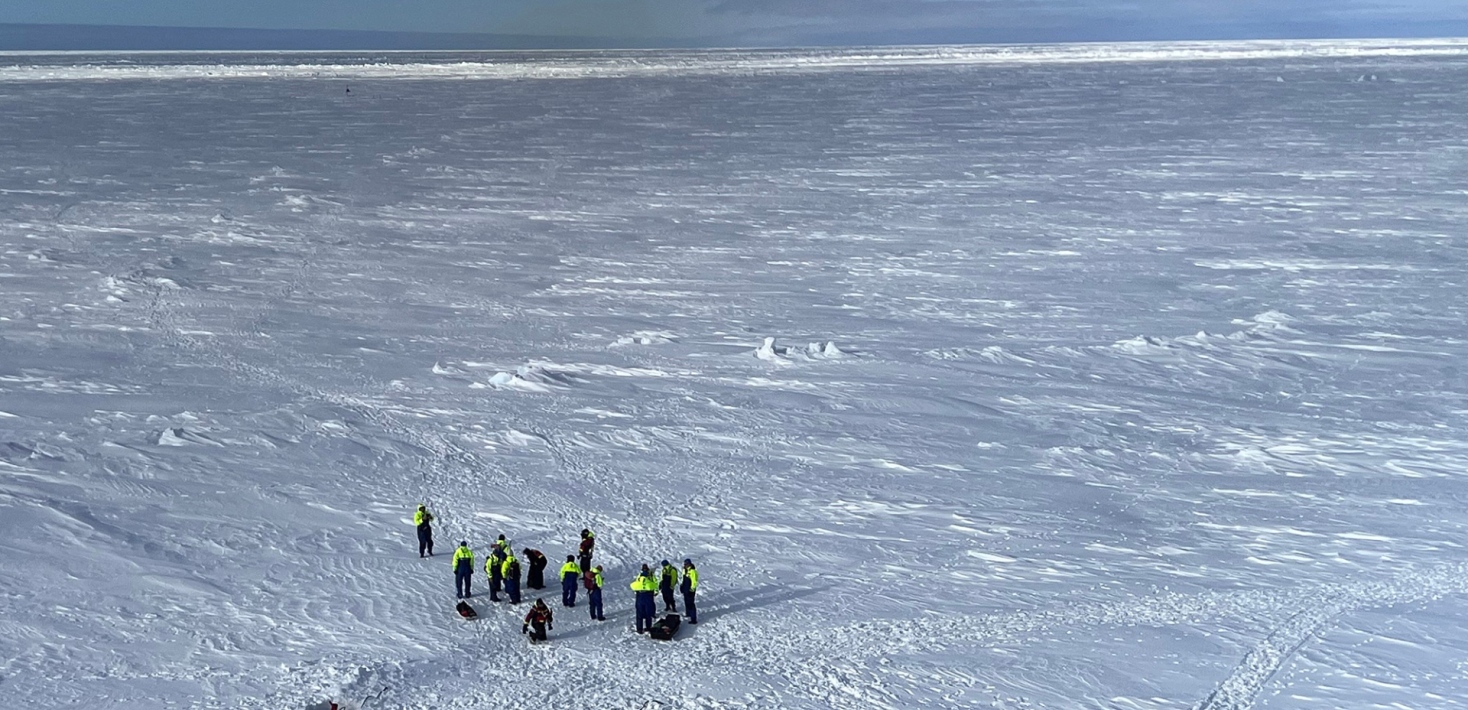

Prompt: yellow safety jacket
[
  {"left": 630, "top": 573, "right": 657, "bottom": 592},
  {"left": 453, "top": 546, "right": 473, "bottom": 569},
  {"left": 414, "top": 508, "right": 433, "bottom": 526},
  {"left": 561, "top": 561, "right": 581, "bottom": 578}
]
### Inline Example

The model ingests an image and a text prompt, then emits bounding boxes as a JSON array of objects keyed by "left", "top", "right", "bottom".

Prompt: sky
[{"left": 2, "top": 0, "right": 1466, "bottom": 48}]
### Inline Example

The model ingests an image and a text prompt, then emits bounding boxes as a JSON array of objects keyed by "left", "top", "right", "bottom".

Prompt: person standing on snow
[
  {"left": 452, "top": 541, "right": 474, "bottom": 599},
  {"left": 560, "top": 555, "right": 582, "bottom": 607},
  {"left": 659, "top": 560, "right": 679, "bottom": 612},
  {"left": 578, "top": 528, "right": 595, "bottom": 571},
  {"left": 414, "top": 505, "right": 435, "bottom": 558},
  {"left": 523, "top": 548, "right": 548, "bottom": 589},
  {"left": 631, "top": 564, "right": 658, "bottom": 633},
  {"left": 502, "top": 550, "right": 522, "bottom": 604},
  {"left": 584, "top": 564, "right": 606, "bottom": 621},
  {"left": 680, "top": 559, "right": 699, "bottom": 624},
  {"left": 522, "top": 598, "right": 554, "bottom": 642},
  {"left": 495, "top": 534, "right": 510, "bottom": 555},
  {"left": 487, "top": 544, "right": 507, "bottom": 602}
]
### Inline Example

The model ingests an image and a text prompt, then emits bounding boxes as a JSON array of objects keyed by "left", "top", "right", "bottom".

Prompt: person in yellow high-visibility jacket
[
  {"left": 413, "top": 505, "right": 434, "bottom": 557},
  {"left": 659, "top": 560, "right": 679, "bottom": 612},
  {"left": 631, "top": 564, "right": 659, "bottom": 633},
  {"left": 680, "top": 559, "right": 699, "bottom": 624},
  {"left": 585, "top": 565, "right": 606, "bottom": 621},
  {"left": 502, "top": 551, "right": 522, "bottom": 604},
  {"left": 487, "top": 544, "right": 506, "bottom": 602},
  {"left": 452, "top": 541, "right": 474, "bottom": 599},
  {"left": 560, "top": 556, "right": 581, "bottom": 607}
]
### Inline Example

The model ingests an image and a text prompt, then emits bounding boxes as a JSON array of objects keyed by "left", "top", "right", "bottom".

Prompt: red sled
[{"left": 456, "top": 601, "right": 478, "bottom": 619}]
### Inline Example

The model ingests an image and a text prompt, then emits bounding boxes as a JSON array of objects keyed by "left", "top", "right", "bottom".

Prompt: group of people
[
  {"left": 630, "top": 560, "right": 699, "bottom": 634},
  {"left": 415, "top": 504, "right": 700, "bottom": 641}
]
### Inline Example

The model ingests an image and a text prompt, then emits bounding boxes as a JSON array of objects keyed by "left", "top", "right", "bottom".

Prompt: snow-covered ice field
[{"left": 2, "top": 41, "right": 1468, "bottom": 709}]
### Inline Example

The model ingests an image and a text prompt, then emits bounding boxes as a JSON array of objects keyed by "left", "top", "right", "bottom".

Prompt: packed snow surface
[{"left": 2, "top": 42, "right": 1467, "bottom": 709}]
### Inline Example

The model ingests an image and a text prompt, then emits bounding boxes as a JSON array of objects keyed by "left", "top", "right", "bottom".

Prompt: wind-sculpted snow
[{"left": 3, "top": 43, "right": 1468, "bottom": 709}]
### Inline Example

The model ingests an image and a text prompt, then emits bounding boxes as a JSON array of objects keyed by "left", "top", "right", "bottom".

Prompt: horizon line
[
  {"left": 3, "top": 34, "right": 1468, "bottom": 57},
  {"left": 4, "top": 20, "right": 1468, "bottom": 54}
]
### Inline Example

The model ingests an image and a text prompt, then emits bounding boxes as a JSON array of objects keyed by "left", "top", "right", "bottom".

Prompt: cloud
[
  {"left": 699, "top": 0, "right": 1468, "bottom": 44},
  {"left": 3, "top": 0, "right": 1463, "bottom": 44},
  {"left": 700, "top": 0, "right": 1149, "bottom": 40},
  {"left": 496, "top": 0, "right": 739, "bottom": 39}
]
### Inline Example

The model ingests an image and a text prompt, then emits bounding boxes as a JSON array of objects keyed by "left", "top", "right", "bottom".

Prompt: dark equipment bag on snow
[
  {"left": 456, "top": 601, "right": 478, "bottom": 619},
  {"left": 649, "top": 613, "right": 681, "bottom": 640}
]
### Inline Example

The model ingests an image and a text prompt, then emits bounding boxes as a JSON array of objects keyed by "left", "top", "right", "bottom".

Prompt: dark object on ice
[
  {"left": 456, "top": 601, "right": 478, "bottom": 619},
  {"left": 648, "top": 613, "right": 681, "bottom": 640}
]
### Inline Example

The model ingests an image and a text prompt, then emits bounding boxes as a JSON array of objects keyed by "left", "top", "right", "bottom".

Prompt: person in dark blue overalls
[
  {"left": 680, "top": 559, "right": 699, "bottom": 624},
  {"left": 560, "top": 555, "right": 581, "bottom": 607},
  {"left": 585, "top": 565, "right": 606, "bottom": 621},
  {"left": 631, "top": 564, "right": 658, "bottom": 633},
  {"left": 502, "top": 551, "right": 522, "bottom": 604},
  {"left": 452, "top": 542, "right": 474, "bottom": 599},
  {"left": 413, "top": 505, "right": 434, "bottom": 557},
  {"left": 488, "top": 543, "right": 507, "bottom": 602},
  {"left": 659, "top": 560, "right": 679, "bottom": 612}
]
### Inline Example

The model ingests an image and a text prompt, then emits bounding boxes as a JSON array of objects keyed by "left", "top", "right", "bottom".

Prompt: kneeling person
[{"left": 522, "top": 599, "right": 554, "bottom": 642}]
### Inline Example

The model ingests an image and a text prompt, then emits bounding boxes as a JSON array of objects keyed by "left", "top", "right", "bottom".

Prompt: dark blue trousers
[
  {"left": 562, "top": 575, "right": 578, "bottom": 606},
  {"left": 505, "top": 577, "right": 521, "bottom": 604},
  {"left": 417, "top": 525, "right": 433, "bottom": 557},
  {"left": 683, "top": 591, "right": 697, "bottom": 623},
  {"left": 455, "top": 568, "right": 472, "bottom": 599},
  {"left": 635, "top": 591, "right": 656, "bottom": 632},
  {"left": 588, "top": 588, "right": 604, "bottom": 620}
]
